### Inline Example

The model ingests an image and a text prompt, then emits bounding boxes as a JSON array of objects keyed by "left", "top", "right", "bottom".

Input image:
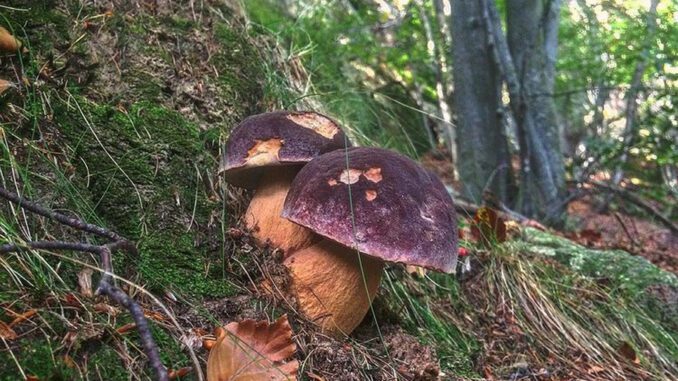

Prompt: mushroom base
[
  {"left": 284, "top": 239, "right": 384, "bottom": 336},
  {"left": 245, "top": 166, "right": 316, "bottom": 255}
]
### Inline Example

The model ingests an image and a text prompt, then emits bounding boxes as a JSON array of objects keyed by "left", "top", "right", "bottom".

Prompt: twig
[
  {"left": 586, "top": 181, "right": 678, "bottom": 234},
  {"left": 612, "top": 212, "right": 638, "bottom": 249},
  {"left": 0, "top": 187, "right": 123, "bottom": 241},
  {"left": 0, "top": 187, "right": 169, "bottom": 381}
]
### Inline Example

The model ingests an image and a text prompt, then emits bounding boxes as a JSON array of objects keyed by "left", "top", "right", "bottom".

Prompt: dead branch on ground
[{"left": 0, "top": 186, "right": 170, "bottom": 381}]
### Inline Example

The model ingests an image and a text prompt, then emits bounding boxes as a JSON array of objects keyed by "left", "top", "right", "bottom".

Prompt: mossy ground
[
  {"left": 0, "top": 1, "right": 265, "bottom": 379},
  {"left": 1, "top": 1, "right": 677, "bottom": 381}
]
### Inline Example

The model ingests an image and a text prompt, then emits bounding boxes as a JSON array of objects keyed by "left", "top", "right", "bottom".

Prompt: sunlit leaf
[
  {"left": 470, "top": 207, "right": 507, "bottom": 246},
  {"left": 207, "top": 315, "right": 298, "bottom": 381}
]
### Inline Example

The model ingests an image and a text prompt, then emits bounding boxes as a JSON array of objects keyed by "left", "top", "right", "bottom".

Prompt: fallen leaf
[
  {"left": 169, "top": 367, "right": 192, "bottom": 379},
  {"left": 0, "top": 79, "right": 12, "bottom": 95},
  {"left": 144, "top": 309, "right": 166, "bottom": 322},
  {"left": 207, "top": 315, "right": 299, "bottom": 381},
  {"left": 471, "top": 207, "right": 507, "bottom": 246},
  {"left": 0, "top": 321, "right": 17, "bottom": 340},
  {"left": 25, "top": 376, "right": 39, "bottom": 381},
  {"left": 116, "top": 323, "right": 136, "bottom": 335},
  {"left": 9, "top": 309, "right": 37, "bottom": 327},
  {"left": 62, "top": 355, "right": 77, "bottom": 369},
  {"left": 405, "top": 264, "right": 427, "bottom": 278},
  {"left": 0, "top": 27, "right": 21, "bottom": 52},
  {"left": 77, "top": 268, "right": 94, "bottom": 297},
  {"left": 618, "top": 341, "right": 640, "bottom": 364},
  {"left": 578, "top": 229, "right": 602, "bottom": 245},
  {"left": 93, "top": 302, "right": 120, "bottom": 316}
]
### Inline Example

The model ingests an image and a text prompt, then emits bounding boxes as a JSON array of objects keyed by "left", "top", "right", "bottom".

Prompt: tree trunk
[
  {"left": 451, "top": 0, "right": 513, "bottom": 204},
  {"left": 505, "top": 0, "right": 567, "bottom": 223},
  {"left": 431, "top": 0, "right": 457, "bottom": 171}
]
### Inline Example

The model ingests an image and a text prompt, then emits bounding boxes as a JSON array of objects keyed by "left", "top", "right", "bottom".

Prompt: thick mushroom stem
[
  {"left": 283, "top": 239, "right": 384, "bottom": 336},
  {"left": 245, "top": 166, "right": 316, "bottom": 255}
]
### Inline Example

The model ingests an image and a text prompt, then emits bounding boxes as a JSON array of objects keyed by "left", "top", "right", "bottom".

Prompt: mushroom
[
  {"left": 220, "top": 111, "right": 351, "bottom": 254},
  {"left": 281, "top": 147, "right": 458, "bottom": 335}
]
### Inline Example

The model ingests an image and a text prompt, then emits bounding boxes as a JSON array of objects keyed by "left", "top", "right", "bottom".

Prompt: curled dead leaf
[
  {"left": 9, "top": 309, "right": 37, "bottom": 327},
  {"left": 0, "top": 79, "right": 13, "bottom": 96},
  {"left": 470, "top": 207, "right": 507, "bottom": 246},
  {"left": 207, "top": 315, "right": 298, "bottom": 381},
  {"left": 0, "top": 321, "right": 18, "bottom": 340},
  {"left": 169, "top": 367, "right": 192, "bottom": 379},
  {"left": 0, "top": 27, "right": 22, "bottom": 53},
  {"left": 116, "top": 322, "right": 137, "bottom": 335},
  {"left": 618, "top": 341, "right": 640, "bottom": 364}
]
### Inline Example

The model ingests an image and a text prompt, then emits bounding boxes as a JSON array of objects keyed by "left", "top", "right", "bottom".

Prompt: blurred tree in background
[{"left": 245, "top": 0, "right": 677, "bottom": 226}]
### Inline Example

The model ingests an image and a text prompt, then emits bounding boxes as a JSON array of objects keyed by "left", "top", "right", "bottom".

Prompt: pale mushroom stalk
[
  {"left": 284, "top": 239, "right": 384, "bottom": 335},
  {"left": 245, "top": 166, "right": 315, "bottom": 253}
]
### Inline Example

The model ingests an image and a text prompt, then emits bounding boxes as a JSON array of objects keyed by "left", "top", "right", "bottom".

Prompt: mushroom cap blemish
[
  {"left": 220, "top": 111, "right": 350, "bottom": 188},
  {"left": 282, "top": 147, "right": 458, "bottom": 273}
]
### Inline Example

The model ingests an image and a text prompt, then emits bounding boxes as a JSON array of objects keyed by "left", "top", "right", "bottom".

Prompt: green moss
[
  {"left": 522, "top": 227, "right": 678, "bottom": 294},
  {"left": 0, "top": 339, "right": 78, "bottom": 380},
  {"left": 51, "top": 98, "right": 233, "bottom": 297},
  {"left": 0, "top": 1, "right": 70, "bottom": 54}
]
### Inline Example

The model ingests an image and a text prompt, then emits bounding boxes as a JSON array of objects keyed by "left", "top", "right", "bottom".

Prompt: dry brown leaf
[
  {"left": 0, "top": 321, "right": 18, "bottom": 340},
  {"left": 116, "top": 323, "right": 137, "bottom": 335},
  {"left": 405, "top": 264, "right": 427, "bottom": 278},
  {"left": 0, "top": 79, "right": 12, "bottom": 96},
  {"left": 0, "top": 27, "right": 21, "bottom": 52},
  {"left": 77, "top": 268, "right": 94, "bottom": 297},
  {"left": 93, "top": 302, "right": 120, "bottom": 316},
  {"left": 207, "top": 315, "right": 298, "bottom": 381},
  {"left": 169, "top": 367, "right": 192, "bottom": 379},
  {"left": 9, "top": 309, "right": 37, "bottom": 327},
  {"left": 618, "top": 341, "right": 640, "bottom": 364}
]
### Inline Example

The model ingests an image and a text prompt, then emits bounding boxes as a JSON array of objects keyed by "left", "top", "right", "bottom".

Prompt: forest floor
[{"left": 0, "top": 2, "right": 676, "bottom": 381}]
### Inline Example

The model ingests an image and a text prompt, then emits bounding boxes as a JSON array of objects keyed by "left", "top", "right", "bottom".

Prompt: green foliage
[
  {"left": 558, "top": 0, "right": 677, "bottom": 190},
  {"left": 245, "top": 0, "right": 434, "bottom": 157}
]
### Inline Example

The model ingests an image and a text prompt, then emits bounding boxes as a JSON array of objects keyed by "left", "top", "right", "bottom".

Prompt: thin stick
[
  {"left": 0, "top": 186, "right": 169, "bottom": 381},
  {"left": 0, "top": 187, "right": 123, "bottom": 241}
]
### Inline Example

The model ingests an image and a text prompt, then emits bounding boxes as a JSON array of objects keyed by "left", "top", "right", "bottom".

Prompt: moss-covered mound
[{"left": 0, "top": 1, "right": 265, "bottom": 378}]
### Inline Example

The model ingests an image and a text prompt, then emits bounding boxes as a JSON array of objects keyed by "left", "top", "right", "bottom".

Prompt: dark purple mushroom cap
[
  {"left": 220, "top": 111, "right": 350, "bottom": 188},
  {"left": 282, "top": 147, "right": 458, "bottom": 273}
]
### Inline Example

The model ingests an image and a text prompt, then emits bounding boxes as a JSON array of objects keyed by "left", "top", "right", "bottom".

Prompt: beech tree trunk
[
  {"left": 505, "top": 0, "right": 567, "bottom": 223},
  {"left": 451, "top": 0, "right": 513, "bottom": 204},
  {"left": 451, "top": 0, "right": 567, "bottom": 224}
]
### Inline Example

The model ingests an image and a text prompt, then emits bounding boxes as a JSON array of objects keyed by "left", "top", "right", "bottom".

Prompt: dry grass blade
[
  {"left": 207, "top": 315, "right": 299, "bottom": 381},
  {"left": 478, "top": 247, "right": 678, "bottom": 380}
]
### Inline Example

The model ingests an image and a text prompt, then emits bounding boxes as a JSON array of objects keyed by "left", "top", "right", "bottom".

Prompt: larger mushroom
[
  {"left": 219, "top": 111, "right": 350, "bottom": 254},
  {"left": 281, "top": 147, "right": 458, "bottom": 335}
]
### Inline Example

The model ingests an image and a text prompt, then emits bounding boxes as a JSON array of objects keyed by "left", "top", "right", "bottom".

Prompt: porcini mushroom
[
  {"left": 220, "top": 111, "right": 350, "bottom": 254},
  {"left": 281, "top": 147, "right": 458, "bottom": 335}
]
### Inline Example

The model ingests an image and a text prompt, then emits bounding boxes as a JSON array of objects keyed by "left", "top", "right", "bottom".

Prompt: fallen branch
[
  {"left": 586, "top": 180, "right": 678, "bottom": 234},
  {"left": 0, "top": 187, "right": 169, "bottom": 381}
]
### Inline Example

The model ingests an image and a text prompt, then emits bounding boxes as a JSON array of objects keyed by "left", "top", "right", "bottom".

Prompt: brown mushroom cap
[
  {"left": 282, "top": 147, "right": 458, "bottom": 273},
  {"left": 220, "top": 111, "right": 350, "bottom": 188}
]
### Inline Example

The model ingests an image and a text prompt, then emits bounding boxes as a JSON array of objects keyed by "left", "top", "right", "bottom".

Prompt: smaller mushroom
[
  {"left": 219, "top": 111, "right": 351, "bottom": 254},
  {"left": 281, "top": 147, "right": 458, "bottom": 335}
]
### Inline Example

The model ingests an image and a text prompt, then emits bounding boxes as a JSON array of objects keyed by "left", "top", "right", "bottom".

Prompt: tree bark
[
  {"left": 451, "top": 0, "right": 513, "bottom": 204},
  {"left": 504, "top": 0, "right": 567, "bottom": 223}
]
